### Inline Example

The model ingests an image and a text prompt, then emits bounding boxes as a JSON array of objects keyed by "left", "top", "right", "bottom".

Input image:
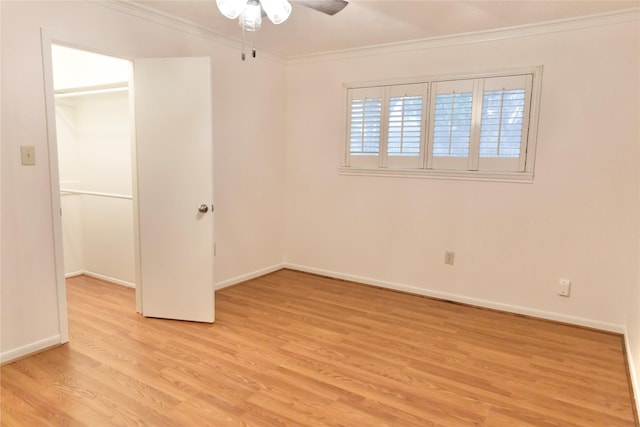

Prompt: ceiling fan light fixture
[
  {"left": 261, "top": 0, "right": 292, "bottom": 25},
  {"left": 239, "top": 0, "right": 262, "bottom": 31},
  {"left": 216, "top": 0, "right": 246, "bottom": 19}
]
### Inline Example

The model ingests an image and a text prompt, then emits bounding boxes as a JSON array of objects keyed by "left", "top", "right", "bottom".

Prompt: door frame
[{"left": 41, "top": 29, "right": 143, "bottom": 344}]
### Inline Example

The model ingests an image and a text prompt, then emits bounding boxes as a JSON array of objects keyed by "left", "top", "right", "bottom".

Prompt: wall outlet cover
[
  {"left": 557, "top": 278, "right": 571, "bottom": 297},
  {"left": 444, "top": 251, "right": 455, "bottom": 265},
  {"left": 21, "top": 145, "right": 36, "bottom": 166}
]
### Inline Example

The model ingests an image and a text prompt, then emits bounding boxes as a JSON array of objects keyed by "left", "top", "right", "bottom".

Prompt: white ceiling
[{"left": 134, "top": 0, "right": 639, "bottom": 58}]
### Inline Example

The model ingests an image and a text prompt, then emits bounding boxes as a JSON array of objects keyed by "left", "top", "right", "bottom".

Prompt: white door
[{"left": 134, "top": 57, "right": 214, "bottom": 323}]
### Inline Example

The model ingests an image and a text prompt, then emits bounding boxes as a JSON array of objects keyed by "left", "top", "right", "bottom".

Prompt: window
[
  {"left": 386, "top": 84, "right": 426, "bottom": 168},
  {"left": 349, "top": 95, "right": 381, "bottom": 157},
  {"left": 429, "top": 79, "right": 474, "bottom": 171},
  {"left": 342, "top": 68, "right": 541, "bottom": 182},
  {"left": 387, "top": 95, "right": 422, "bottom": 157},
  {"left": 432, "top": 93, "right": 472, "bottom": 158},
  {"left": 347, "top": 87, "right": 383, "bottom": 167}
]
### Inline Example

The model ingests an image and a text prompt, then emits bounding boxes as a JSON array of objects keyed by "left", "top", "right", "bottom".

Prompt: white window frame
[
  {"left": 340, "top": 66, "right": 543, "bottom": 183},
  {"left": 385, "top": 83, "right": 427, "bottom": 169}
]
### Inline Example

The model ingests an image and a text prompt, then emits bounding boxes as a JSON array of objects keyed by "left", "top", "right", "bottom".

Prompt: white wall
[
  {"left": 56, "top": 101, "right": 85, "bottom": 274},
  {"left": 284, "top": 19, "right": 640, "bottom": 331},
  {"left": 1, "top": 1, "right": 286, "bottom": 361},
  {"left": 74, "top": 92, "right": 132, "bottom": 196},
  {"left": 628, "top": 275, "right": 640, "bottom": 414},
  {"left": 52, "top": 44, "right": 129, "bottom": 91},
  {"left": 629, "top": 59, "right": 640, "bottom": 410},
  {"left": 75, "top": 92, "right": 133, "bottom": 285},
  {"left": 57, "top": 91, "right": 136, "bottom": 284}
]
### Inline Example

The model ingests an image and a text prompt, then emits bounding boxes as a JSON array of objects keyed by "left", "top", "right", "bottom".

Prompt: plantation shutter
[
  {"left": 347, "top": 87, "right": 383, "bottom": 167},
  {"left": 386, "top": 84, "right": 427, "bottom": 169},
  {"left": 343, "top": 69, "right": 539, "bottom": 178},
  {"left": 478, "top": 74, "right": 533, "bottom": 172},
  {"left": 428, "top": 80, "right": 475, "bottom": 170}
]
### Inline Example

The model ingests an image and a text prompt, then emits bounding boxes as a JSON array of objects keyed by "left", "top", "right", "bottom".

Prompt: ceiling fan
[
  {"left": 216, "top": 0, "right": 348, "bottom": 32},
  {"left": 293, "top": 1, "right": 349, "bottom": 16},
  {"left": 216, "top": 0, "right": 348, "bottom": 59}
]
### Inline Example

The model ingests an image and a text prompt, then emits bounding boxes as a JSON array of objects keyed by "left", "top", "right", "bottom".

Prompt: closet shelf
[
  {"left": 55, "top": 82, "right": 128, "bottom": 98},
  {"left": 60, "top": 189, "right": 132, "bottom": 200}
]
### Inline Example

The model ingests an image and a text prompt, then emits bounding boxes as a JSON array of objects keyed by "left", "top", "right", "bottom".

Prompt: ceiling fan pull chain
[
  {"left": 241, "top": 22, "right": 246, "bottom": 61},
  {"left": 250, "top": 29, "right": 256, "bottom": 59}
]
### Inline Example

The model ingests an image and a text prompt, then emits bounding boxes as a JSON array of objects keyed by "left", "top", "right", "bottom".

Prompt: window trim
[{"left": 341, "top": 66, "right": 543, "bottom": 183}]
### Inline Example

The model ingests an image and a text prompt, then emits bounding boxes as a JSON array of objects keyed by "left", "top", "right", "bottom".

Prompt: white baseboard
[
  {"left": 65, "top": 270, "right": 84, "bottom": 278},
  {"left": 69, "top": 265, "right": 286, "bottom": 291},
  {"left": 72, "top": 270, "right": 136, "bottom": 288},
  {"left": 285, "top": 263, "right": 625, "bottom": 334},
  {"left": 1, "top": 335, "right": 62, "bottom": 364},
  {"left": 624, "top": 332, "right": 640, "bottom": 421},
  {"left": 215, "top": 263, "right": 285, "bottom": 290}
]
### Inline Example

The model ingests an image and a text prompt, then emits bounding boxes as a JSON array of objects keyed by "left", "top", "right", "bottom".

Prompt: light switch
[{"left": 21, "top": 145, "right": 36, "bottom": 166}]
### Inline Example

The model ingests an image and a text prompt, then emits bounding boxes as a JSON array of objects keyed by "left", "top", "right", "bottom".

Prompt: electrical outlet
[
  {"left": 444, "top": 251, "right": 455, "bottom": 265},
  {"left": 557, "top": 278, "right": 571, "bottom": 297}
]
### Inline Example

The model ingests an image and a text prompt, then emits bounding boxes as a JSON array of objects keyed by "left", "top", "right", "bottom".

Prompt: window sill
[{"left": 338, "top": 166, "right": 534, "bottom": 183}]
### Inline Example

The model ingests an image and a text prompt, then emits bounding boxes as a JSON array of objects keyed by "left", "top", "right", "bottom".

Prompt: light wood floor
[{"left": 1, "top": 269, "right": 637, "bottom": 426}]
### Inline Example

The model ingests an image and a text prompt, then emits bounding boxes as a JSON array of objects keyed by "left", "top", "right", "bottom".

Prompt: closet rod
[
  {"left": 55, "top": 82, "right": 128, "bottom": 98},
  {"left": 60, "top": 189, "right": 132, "bottom": 200}
]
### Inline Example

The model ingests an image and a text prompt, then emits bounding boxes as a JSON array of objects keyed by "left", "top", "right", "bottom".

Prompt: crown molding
[
  {"left": 287, "top": 7, "right": 640, "bottom": 65},
  {"left": 94, "top": 2, "right": 638, "bottom": 67},
  {"left": 95, "top": 1, "right": 286, "bottom": 65}
]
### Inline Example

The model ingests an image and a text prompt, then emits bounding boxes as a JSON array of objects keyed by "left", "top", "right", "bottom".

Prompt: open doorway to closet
[
  {"left": 51, "top": 45, "right": 136, "bottom": 289},
  {"left": 45, "top": 37, "right": 216, "bottom": 330}
]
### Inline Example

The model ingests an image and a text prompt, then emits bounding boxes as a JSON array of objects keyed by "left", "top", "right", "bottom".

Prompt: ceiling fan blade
[{"left": 294, "top": 0, "right": 348, "bottom": 16}]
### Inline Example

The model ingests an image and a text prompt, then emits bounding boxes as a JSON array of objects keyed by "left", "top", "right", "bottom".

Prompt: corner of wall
[{"left": 624, "top": 331, "right": 640, "bottom": 423}]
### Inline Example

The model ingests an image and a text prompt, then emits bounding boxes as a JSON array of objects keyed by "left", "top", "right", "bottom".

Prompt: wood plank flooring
[{"left": 1, "top": 269, "right": 637, "bottom": 426}]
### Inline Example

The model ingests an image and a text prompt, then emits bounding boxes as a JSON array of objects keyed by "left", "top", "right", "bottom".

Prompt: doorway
[
  {"left": 51, "top": 45, "right": 137, "bottom": 292},
  {"left": 44, "top": 34, "right": 216, "bottom": 339}
]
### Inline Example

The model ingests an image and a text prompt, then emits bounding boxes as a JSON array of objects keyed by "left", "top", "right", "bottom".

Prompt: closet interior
[{"left": 53, "top": 45, "right": 136, "bottom": 288}]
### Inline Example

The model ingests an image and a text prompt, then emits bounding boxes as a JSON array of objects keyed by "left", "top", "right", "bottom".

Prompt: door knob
[{"left": 198, "top": 204, "right": 209, "bottom": 213}]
